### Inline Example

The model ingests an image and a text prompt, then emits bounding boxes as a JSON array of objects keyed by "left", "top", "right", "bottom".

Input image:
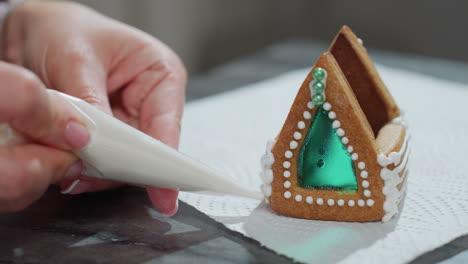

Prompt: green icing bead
[
  {"left": 313, "top": 67, "right": 326, "bottom": 81},
  {"left": 297, "top": 106, "right": 357, "bottom": 191},
  {"left": 312, "top": 94, "right": 325, "bottom": 106},
  {"left": 313, "top": 81, "right": 325, "bottom": 93}
]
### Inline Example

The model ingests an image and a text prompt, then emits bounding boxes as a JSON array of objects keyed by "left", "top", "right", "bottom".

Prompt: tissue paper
[{"left": 179, "top": 66, "right": 468, "bottom": 263}]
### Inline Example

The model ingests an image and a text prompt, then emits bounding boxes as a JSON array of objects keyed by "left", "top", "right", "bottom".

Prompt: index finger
[
  {"left": 139, "top": 63, "right": 186, "bottom": 148},
  {"left": 139, "top": 57, "right": 186, "bottom": 217}
]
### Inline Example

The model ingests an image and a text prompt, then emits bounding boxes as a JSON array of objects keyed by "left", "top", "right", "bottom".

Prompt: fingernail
[
  {"left": 65, "top": 121, "right": 90, "bottom": 149},
  {"left": 162, "top": 199, "right": 179, "bottom": 217},
  {"left": 61, "top": 180, "right": 93, "bottom": 195},
  {"left": 61, "top": 179, "right": 81, "bottom": 194},
  {"left": 63, "top": 161, "right": 83, "bottom": 181}
]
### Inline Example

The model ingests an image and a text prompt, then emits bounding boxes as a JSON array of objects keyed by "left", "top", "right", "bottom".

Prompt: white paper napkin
[{"left": 178, "top": 65, "right": 468, "bottom": 264}]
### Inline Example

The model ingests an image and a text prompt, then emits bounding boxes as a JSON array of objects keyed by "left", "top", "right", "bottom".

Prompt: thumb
[{"left": 0, "top": 62, "right": 90, "bottom": 150}]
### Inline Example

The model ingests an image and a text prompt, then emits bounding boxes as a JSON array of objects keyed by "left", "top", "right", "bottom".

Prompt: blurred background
[{"left": 72, "top": 0, "right": 468, "bottom": 75}]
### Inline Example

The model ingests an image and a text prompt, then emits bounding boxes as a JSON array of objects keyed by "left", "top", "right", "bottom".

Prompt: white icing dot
[
  {"left": 352, "top": 153, "right": 359, "bottom": 160},
  {"left": 362, "top": 180, "right": 369, "bottom": 188},
  {"left": 307, "top": 101, "right": 313, "bottom": 109},
  {"left": 317, "top": 198, "right": 324, "bottom": 205},
  {"left": 323, "top": 102, "right": 331, "bottom": 111},
  {"left": 367, "top": 199, "right": 375, "bottom": 206},
  {"left": 295, "top": 194, "right": 302, "bottom": 202},
  {"left": 303, "top": 111, "right": 312, "bottom": 119},
  {"left": 306, "top": 196, "right": 313, "bottom": 204},
  {"left": 364, "top": 190, "right": 371, "bottom": 197},
  {"left": 332, "top": 120, "right": 341, "bottom": 128},
  {"left": 358, "top": 38, "right": 364, "bottom": 45},
  {"left": 342, "top": 137, "right": 349, "bottom": 144},
  {"left": 337, "top": 199, "right": 345, "bottom": 206},
  {"left": 358, "top": 162, "right": 366, "bottom": 170},
  {"left": 327, "top": 199, "right": 335, "bottom": 206},
  {"left": 284, "top": 191, "right": 291, "bottom": 199},
  {"left": 293, "top": 132, "right": 302, "bottom": 140},
  {"left": 336, "top": 128, "right": 345, "bottom": 137},
  {"left": 284, "top": 181, "right": 291, "bottom": 188},
  {"left": 285, "top": 150, "right": 293, "bottom": 158},
  {"left": 348, "top": 200, "right": 355, "bottom": 207},
  {"left": 358, "top": 200, "right": 365, "bottom": 207},
  {"left": 328, "top": 111, "right": 336, "bottom": 119},
  {"left": 348, "top": 146, "right": 354, "bottom": 153},
  {"left": 283, "top": 170, "right": 291, "bottom": 178},
  {"left": 297, "top": 121, "right": 306, "bottom": 129},
  {"left": 360, "top": 171, "right": 368, "bottom": 178},
  {"left": 283, "top": 161, "right": 291, "bottom": 169},
  {"left": 290, "top": 141, "right": 298, "bottom": 149}
]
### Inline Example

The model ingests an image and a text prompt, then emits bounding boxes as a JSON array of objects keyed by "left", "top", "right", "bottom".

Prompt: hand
[
  {"left": 0, "top": 62, "right": 91, "bottom": 212},
  {"left": 2, "top": 1, "right": 187, "bottom": 216}
]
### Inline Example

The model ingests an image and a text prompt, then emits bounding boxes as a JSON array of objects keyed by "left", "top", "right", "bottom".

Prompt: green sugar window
[{"left": 297, "top": 106, "right": 358, "bottom": 191}]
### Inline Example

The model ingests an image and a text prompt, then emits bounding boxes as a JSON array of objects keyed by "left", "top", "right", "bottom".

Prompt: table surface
[{"left": 1, "top": 40, "right": 468, "bottom": 264}]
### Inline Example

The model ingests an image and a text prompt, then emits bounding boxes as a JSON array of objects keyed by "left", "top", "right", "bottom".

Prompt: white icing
[
  {"left": 285, "top": 150, "right": 293, "bottom": 158},
  {"left": 352, "top": 153, "right": 359, "bottom": 160},
  {"left": 336, "top": 128, "right": 345, "bottom": 137},
  {"left": 348, "top": 200, "right": 355, "bottom": 207},
  {"left": 317, "top": 198, "right": 324, "bottom": 205},
  {"left": 290, "top": 141, "right": 298, "bottom": 149},
  {"left": 364, "top": 190, "right": 371, "bottom": 197},
  {"left": 367, "top": 199, "right": 375, "bottom": 206},
  {"left": 303, "top": 111, "right": 312, "bottom": 119},
  {"left": 347, "top": 146, "right": 354, "bottom": 153},
  {"left": 262, "top": 184, "right": 272, "bottom": 197},
  {"left": 260, "top": 140, "right": 276, "bottom": 198},
  {"left": 283, "top": 171, "right": 291, "bottom": 178},
  {"left": 379, "top": 123, "right": 410, "bottom": 223},
  {"left": 284, "top": 181, "right": 291, "bottom": 188},
  {"left": 357, "top": 38, "right": 364, "bottom": 45},
  {"left": 337, "top": 199, "right": 345, "bottom": 206},
  {"left": 342, "top": 137, "right": 349, "bottom": 145},
  {"left": 358, "top": 200, "right": 365, "bottom": 207},
  {"left": 358, "top": 162, "right": 366, "bottom": 170},
  {"left": 260, "top": 169, "right": 273, "bottom": 183},
  {"left": 306, "top": 196, "right": 313, "bottom": 204},
  {"left": 362, "top": 180, "right": 369, "bottom": 188},
  {"left": 293, "top": 132, "right": 302, "bottom": 140},
  {"left": 283, "top": 161, "right": 291, "bottom": 169},
  {"left": 323, "top": 102, "right": 331, "bottom": 111},
  {"left": 328, "top": 199, "right": 335, "bottom": 206},
  {"left": 328, "top": 111, "right": 336, "bottom": 119},
  {"left": 307, "top": 101, "right": 313, "bottom": 109},
  {"left": 332, "top": 120, "right": 341, "bottom": 128},
  {"left": 360, "top": 170, "right": 368, "bottom": 178},
  {"left": 295, "top": 194, "right": 302, "bottom": 202},
  {"left": 297, "top": 121, "right": 305, "bottom": 129},
  {"left": 284, "top": 191, "right": 292, "bottom": 199}
]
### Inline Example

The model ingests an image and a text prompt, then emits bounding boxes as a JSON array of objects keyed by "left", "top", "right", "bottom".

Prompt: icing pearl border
[
  {"left": 275, "top": 100, "right": 374, "bottom": 208},
  {"left": 378, "top": 118, "right": 410, "bottom": 222},
  {"left": 258, "top": 79, "right": 405, "bottom": 212}
]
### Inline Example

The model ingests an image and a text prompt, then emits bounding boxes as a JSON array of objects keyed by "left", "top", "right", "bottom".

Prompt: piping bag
[{"left": 22, "top": 90, "right": 262, "bottom": 200}]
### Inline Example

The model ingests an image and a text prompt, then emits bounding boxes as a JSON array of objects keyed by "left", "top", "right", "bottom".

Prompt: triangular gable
[
  {"left": 269, "top": 52, "right": 385, "bottom": 222},
  {"left": 330, "top": 26, "right": 400, "bottom": 136}
]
